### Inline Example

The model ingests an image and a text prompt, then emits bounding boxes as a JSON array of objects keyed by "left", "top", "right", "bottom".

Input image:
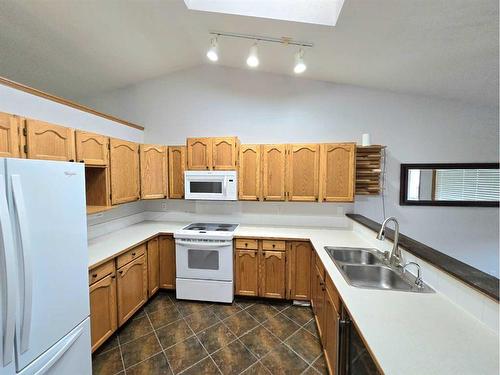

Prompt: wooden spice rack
[{"left": 355, "top": 145, "right": 385, "bottom": 195}]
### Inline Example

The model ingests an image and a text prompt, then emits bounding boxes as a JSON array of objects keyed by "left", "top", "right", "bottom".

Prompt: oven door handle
[{"left": 176, "top": 240, "right": 228, "bottom": 249}]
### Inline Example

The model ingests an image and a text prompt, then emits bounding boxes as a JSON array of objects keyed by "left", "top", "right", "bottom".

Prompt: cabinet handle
[
  {"left": 92, "top": 273, "right": 97, "bottom": 278},
  {"left": 111, "top": 275, "right": 116, "bottom": 279},
  {"left": 69, "top": 159, "right": 74, "bottom": 162},
  {"left": 132, "top": 252, "right": 136, "bottom": 256},
  {"left": 272, "top": 244, "right": 275, "bottom": 248},
  {"left": 79, "top": 160, "right": 84, "bottom": 163},
  {"left": 118, "top": 270, "right": 123, "bottom": 274},
  {"left": 245, "top": 243, "right": 248, "bottom": 247}
]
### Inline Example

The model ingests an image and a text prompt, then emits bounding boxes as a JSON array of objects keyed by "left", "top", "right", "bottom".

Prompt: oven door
[{"left": 175, "top": 239, "right": 233, "bottom": 281}]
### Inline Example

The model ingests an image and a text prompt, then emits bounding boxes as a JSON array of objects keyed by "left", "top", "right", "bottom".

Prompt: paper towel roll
[{"left": 362, "top": 133, "right": 371, "bottom": 146}]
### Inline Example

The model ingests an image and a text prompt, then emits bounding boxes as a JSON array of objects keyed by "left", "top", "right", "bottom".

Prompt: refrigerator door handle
[
  {"left": 11, "top": 174, "right": 33, "bottom": 354},
  {"left": 0, "top": 174, "right": 16, "bottom": 366},
  {"left": 33, "top": 323, "right": 85, "bottom": 375}
]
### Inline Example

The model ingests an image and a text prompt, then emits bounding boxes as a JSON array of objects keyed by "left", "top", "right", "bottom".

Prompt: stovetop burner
[{"left": 183, "top": 223, "right": 238, "bottom": 232}]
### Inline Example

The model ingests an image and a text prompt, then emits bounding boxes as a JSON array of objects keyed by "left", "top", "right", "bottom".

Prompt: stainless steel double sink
[{"left": 325, "top": 247, "right": 434, "bottom": 293}]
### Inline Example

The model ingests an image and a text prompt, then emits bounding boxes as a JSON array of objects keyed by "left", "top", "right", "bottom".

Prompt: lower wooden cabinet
[
  {"left": 235, "top": 249, "right": 259, "bottom": 296},
  {"left": 116, "top": 254, "right": 148, "bottom": 326},
  {"left": 324, "top": 278, "right": 341, "bottom": 375},
  {"left": 147, "top": 237, "right": 160, "bottom": 297},
  {"left": 159, "top": 235, "right": 176, "bottom": 289},
  {"left": 259, "top": 250, "right": 286, "bottom": 299},
  {"left": 312, "top": 259, "right": 326, "bottom": 339},
  {"left": 89, "top": 272, "right": 117, "bottom": 352},
  {"left": 287, "top": 242, "right": 312, "bottom": 300}
]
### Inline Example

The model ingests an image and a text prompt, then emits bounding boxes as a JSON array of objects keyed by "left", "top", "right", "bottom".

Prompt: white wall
[
  {"left": 0, "top": 83, "right": 146, "bottom": 226},
  {"left": 80, "top": 65, "right": 499, "bottom": 277}
]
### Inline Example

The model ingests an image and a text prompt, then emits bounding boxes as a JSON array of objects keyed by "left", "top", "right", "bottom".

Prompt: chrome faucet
[
  {"left": 376, "top": 217, "right": 401, "bottom": 266},
  {"left": 402, "top": 262, "right": 424, "bottom": 288}
]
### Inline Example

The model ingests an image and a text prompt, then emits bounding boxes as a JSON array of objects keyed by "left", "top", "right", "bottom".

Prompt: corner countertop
[{"left": 88, "top": 221, "right": 499, "bottom": 375}]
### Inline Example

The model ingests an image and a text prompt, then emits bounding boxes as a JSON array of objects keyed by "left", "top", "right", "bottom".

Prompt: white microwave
[{"left": 184, "top": 171, "right": 238, "bottom": 200}]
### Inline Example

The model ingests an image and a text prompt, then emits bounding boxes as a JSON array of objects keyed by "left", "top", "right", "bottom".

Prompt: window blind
[{"left": 435, "top": 169, "right": 500, "bottom": 201}]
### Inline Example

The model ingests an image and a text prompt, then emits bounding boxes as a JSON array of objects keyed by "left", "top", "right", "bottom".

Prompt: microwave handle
[{"left": 223, "top": 178, "right": 228, "bottom": 196}]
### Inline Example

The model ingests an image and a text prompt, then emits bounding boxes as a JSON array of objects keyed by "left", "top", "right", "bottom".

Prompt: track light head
[
  {"left": 246, "top": 42, "right": 259, "bottom": 68},
  {"left": 294, "top": 48, "right": 306, "bottom": 74},
  {"left": 206, "top": 37, "right": 219, "bottom": 62}
]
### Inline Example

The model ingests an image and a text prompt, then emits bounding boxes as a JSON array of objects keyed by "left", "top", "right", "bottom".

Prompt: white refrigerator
[{"left": 0, "top": 158, "right": 91, "bottom": 375}]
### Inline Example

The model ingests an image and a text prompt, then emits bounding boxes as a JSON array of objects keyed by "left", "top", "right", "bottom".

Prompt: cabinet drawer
[
  {"left": 262, "top": 240, "right": 285, "bottom": 251},
  {"left": 117, "top": 243, "right": 146, "bottom": 269},
  {"left": 235, "top": 239, "right": 259, "bottom": 250},
  {"left": 89, "top": 260, "right": 115, "bottom": 286},
  {"left": 326, "top": 275, "right": 341, "bottom": 312}
]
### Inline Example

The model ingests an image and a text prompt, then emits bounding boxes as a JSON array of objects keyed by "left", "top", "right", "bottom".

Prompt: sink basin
[
  {"left": 324, "top": 246, "right": 434, "bottom": 293},
  {"left": 325, "top": 247, "right": 383, "bottom": 265},
  {"left": 338, "top": 264, "right": 434, "bottom": 293}
]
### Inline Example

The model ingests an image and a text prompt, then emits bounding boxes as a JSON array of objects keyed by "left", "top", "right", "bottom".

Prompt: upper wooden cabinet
[
  {"left": 287, "top": 144, "right": 320, "bottom": 202},
  {"left": 168, "top": 146, "right": 186, "bottom": 199},
  {"left": 239, "top": 144, "right": 261, "bottom": 201},
  {"left": 262, "top": 144, "right": 286, "bottom": 201},
  {"left": 187, "top": 136, "right": 238, "bottom": 170},
  {"left": 110, "top": 138, "right": 140, "bottom": 205},
  {"left": 212, "top": 137, "right": 238, "bottom": 170},
  {"left": 0, "top": 112, "right": 21, "bottom": 158},
  {"left": 25, "top": 119, "right": 75, "bottom": 161},
  {"left": 320, "top": 143, "right": 356, "bottom": 202},
  {"left": 75, "top": 131, "right": 109, "bottom": 166},
  {"left": 140, "top": 144, "right": 167, "bottom": 199},
  {"left": 287, "top": 242, "right": 312, "bottom": 301},
  {"left": 187, "top": 137, "right": 212, "bottom": 170},
  {"left": 159, "top": 235, "right": 176, "bottom": 289}
]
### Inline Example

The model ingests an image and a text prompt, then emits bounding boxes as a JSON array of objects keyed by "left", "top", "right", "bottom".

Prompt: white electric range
[{"left": 174, "top": 223, "right": 239, "bottom": 303}]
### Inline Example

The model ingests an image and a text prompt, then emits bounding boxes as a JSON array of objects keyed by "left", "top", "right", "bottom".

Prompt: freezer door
[
  {"left": 19, "top": 317, "right": 91, "bottom": 375},
  {"left": 5, "top": 159, "right": 90, "bottom": 371}
]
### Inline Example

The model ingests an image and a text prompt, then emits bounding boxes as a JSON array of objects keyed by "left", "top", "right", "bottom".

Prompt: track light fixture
[
  {"left": 246, "top": 42, "right": 259, "bottom": 68},
  {"left": 206, "top": 31, "right": 313, "bottom": 72},
  {"left": 206, "top": 37, "right": 219, "bottom": 62},
  {"left": 294, "top": 48, "right": 306, "bottom": 74}
]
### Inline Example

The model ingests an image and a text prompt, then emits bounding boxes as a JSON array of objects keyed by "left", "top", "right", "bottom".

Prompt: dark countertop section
[{"left": 346, "top": 213, "right": 499, "bottom": 301}]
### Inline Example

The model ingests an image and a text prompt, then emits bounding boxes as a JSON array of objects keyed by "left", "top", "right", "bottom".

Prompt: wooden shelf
[{"left": 355, "top": 145, "right": 385, "bottom": 196}]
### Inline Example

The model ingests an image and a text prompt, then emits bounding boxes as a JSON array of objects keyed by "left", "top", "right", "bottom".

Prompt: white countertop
[{"left": 88, "top": 221, "right": 499, "bottom": 375}]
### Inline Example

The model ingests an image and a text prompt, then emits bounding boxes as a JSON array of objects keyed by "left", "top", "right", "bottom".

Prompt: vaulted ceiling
[{"left": 0, "top": 0, "right": 497, "bottom": 106}]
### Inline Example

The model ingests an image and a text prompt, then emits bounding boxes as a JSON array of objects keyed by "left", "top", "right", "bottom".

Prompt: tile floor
[{"left": 92, "top": 291, "right": 327, "bottom": 375}]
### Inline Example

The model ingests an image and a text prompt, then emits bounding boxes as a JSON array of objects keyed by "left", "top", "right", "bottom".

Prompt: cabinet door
[
  {"left": 262, "top": 144, "right": 286, "bottom": 201},
  {"left": 287, "top": 242, "right": 312, "bottom": 300},
  {"left": 168, "top": 146, "right": 186, "bottom": 199},
  {"left": 0, "top": 112, "right": 21, "bottom": 158},
  {"left": 147, "top": 237, "right": 160, "bottom": 297},
  {"left": 239, "top": 145, "right": 261, "bottom": 200},
  {"left": 75, "top": 131, "right": 109, "bottom": 166},
  {"left": 235, "top": 249, "right": 259, "bottom": 296},
  {"left": 287, "top": 144, "right": 319, "bottom": 201},
  {"left": 89, "top": 273, "right": 117, "bottom": 352},
  {"left": 116, "top": 254, "right": 148, "bottom": 326},
  {"left": 212, "top": 137, "right": 237, "bottom": 170},
  {"left": 324, "top": 288, "right": 340, "bottom": 375},
  {"left": 110, "top": 138, "right": 140, "bottom": 205},
  {"left": 314, "top": 264, "right": 326, "bottom": 340},
  {"left": 159, "top": 235, "right": 176, "bottom": 289},
  {"left": 260, "top": 250, "right": 286, "bottom": 299},
  {"left": 25, "top": 119, "right": 75, "bottom": 161},
  {"left": 187, "top": 137, "right": 212, "bottom": 170},
  {"left": 320, "top": 143, "right": 356, "bottom": 202},
  {"left": 140, "top": 144, "right": 167, "bottom": 199}
]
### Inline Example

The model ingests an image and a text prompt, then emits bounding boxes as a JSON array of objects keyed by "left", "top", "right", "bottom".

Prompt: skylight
[{"left": 183, "top": 0, "right": 346, "bottom": 27}]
